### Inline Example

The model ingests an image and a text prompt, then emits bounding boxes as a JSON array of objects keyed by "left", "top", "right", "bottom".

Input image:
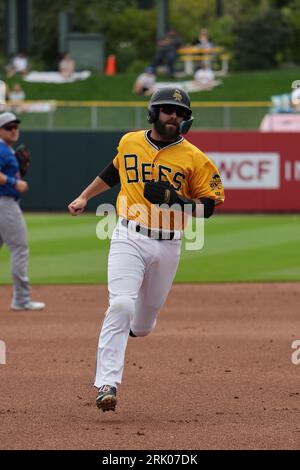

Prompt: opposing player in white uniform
[{"left": 68, "top": 87, "right": 225, "bottom": 412}]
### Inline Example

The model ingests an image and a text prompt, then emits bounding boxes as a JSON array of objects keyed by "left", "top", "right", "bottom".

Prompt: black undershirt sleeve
[
  {"left": 176, "top": 196, "right": 215, "bottom": 217},
  {"left": 199, "top": 197, "right": 215, "bottom": 218},
  {"left": 174, "top": 196, "right": 215, "bottom": 218},
  {"left": 99, "top": 161, "right": 120, "bottom": 187}
]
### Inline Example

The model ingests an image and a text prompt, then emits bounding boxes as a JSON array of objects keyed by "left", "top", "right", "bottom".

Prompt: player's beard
[{"left": 154, "top": 119, "right": 180, "bottom": 140}]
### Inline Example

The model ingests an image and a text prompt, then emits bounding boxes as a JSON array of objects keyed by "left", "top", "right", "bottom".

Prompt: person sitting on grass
[
  {"left": 6, "top": 51, "right": 29, "bottom": 78},
  {"left": 133, "top": 67, "right": 156, "bottom": 96},
  {"left": 8, "top": 83, "right": 26, "bottom": 102},
  {"left": 58, "top": 52, "right": 76, "bottom": 79},
  {"left": 291, "top": 86, "right": 300, "bottom": 112},
  {"left": 193, "top": 63, "right": 216, "bottom": 90}
]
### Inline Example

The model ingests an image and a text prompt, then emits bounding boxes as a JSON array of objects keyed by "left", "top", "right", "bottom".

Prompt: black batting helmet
[{"left": 147, "top": 86, "right": 194, "bottom": 134}]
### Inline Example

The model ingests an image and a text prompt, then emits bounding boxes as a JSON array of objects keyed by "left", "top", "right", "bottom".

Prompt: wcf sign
[{"left": 208, "top": 153, "right": 280, "bottom": 189}]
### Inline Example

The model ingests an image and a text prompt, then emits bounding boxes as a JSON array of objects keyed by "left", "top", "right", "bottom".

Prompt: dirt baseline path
[{"left": 0, "top": 283, "right": 300, "bottom": 450}]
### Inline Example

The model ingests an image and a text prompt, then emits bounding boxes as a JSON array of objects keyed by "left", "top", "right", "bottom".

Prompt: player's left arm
[
  {"left": 143, "top": 181, "right": 215, "bottom": 218},
  {"left": 144, "top": 180, "right": 200, "bottom": 216},
  {"left": 143, "top": 161, "right": 224, "bottom": 218},
  {"left": 189, "top": 159, "right": 225, "bottom": 217}
]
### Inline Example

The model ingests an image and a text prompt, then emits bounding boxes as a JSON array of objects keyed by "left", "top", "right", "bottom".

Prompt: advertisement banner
[{"left": 187, "top": 132, "right": 300, "bottom": 212}]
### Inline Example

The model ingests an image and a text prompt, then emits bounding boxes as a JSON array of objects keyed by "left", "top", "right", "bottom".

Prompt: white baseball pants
[{"left": 94, "top": 218, "right": 181, "bottom": 389}]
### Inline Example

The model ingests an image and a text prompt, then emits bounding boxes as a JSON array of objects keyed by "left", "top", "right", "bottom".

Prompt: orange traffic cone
[{"left": 105, "top": 54, "right": 116, "bottom": 76}]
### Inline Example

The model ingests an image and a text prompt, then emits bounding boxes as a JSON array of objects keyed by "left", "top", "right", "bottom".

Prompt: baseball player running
[{"left": 68, "top": 87, "right": 224, "bottom": 412}]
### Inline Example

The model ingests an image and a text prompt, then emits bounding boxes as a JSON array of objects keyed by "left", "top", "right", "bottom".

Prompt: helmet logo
[{"left": 173, "top": 89, "right": 183, "bottom": 102}]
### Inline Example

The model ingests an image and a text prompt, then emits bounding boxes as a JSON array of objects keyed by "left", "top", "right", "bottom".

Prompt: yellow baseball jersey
[{"left": 113, "top": 130, "right": 224, "bottom": 230}]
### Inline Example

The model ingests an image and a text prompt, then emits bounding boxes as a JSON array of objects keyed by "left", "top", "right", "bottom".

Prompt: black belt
[{"left": 121, "top": 218, "right": 180, "bottom": 240}]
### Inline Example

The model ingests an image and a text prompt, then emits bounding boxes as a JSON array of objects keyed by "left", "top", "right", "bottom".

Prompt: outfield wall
[
  {"left": 188, "top": 131, "right": 300, "bottom": 212},
  {"left": 21, "top": 131, "right": 123, "bottom": 211},
  {"left": 20, "top": 130, "right": 300, "bottom": 212}
]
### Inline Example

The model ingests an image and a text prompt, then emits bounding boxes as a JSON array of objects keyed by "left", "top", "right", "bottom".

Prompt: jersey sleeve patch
[{"left": 190, "top": 160, "right": 225, "bottom": 204}]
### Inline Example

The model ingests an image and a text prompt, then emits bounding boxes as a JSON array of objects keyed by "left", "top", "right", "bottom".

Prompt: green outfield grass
[
  {"left": 0, "top": 214, "right": 299, "bottom": 284},
  {"left": 7, "top": 69, "right": 300, "bottom": 102},
  {"left": 7, "top": 68, "right": 300, "bottom": 130}
]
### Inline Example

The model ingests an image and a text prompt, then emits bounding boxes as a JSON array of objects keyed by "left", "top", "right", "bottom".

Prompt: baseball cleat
[
  {"left": 96, "top": 385, "right": 117, "bottom": 412},
  {"left": 129, "top": 329, "right": 137, "bottom": 337},
  {"left": 11, "top": 301, "right": 46, "bottom": 311}
]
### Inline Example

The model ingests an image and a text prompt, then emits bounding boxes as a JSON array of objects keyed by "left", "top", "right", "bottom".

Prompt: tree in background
[
  {"left": 30, "top": 0, "right": 155, "bottom": 71},
  {"left": 233, "top": 8, "right": 291, "bottom": 69},
  {"left": 169, "top": 0, "right": 299, "bottom": 69},
  {"left": 282, "top": 0, "right": 300, "bottom": 64},
  {"left": 169, "top": 0, "right": 216, "bottom": 44},
  {"left": 0, "top": 1, "right": 7, "bottom": 74},
  {"left": 30, "top": 0, "right": 70, "bottom": 68},
  {"left": 1, "top": 0, "right": 299, "bottom": 73},
  {"left": 99, "top": 6, "right": 156, "bottom": 72}
]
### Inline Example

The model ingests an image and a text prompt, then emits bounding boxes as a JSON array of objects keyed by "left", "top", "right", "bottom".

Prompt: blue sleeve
[{"left": 0, "top": 144, "right": 9, "bottom": 172}]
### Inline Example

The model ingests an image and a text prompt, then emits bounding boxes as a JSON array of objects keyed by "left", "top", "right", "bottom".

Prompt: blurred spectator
[
  {"left": 8, "top": 83, "right": 26, "bottom": 113},
  {"left": 1, "top": 82, "right": 9, "bottom": 102},
  {"left": 59, "top": 53, "right": 76, "bottom": 79},
  {"left": 6, "top": 51, "right": 29, "bottom": 78},
  {"left": 193, "top": 64, "right": 215, "bottom": 89},
  {"left": 291, "top": 87, "right": 300, "bottom": 112},
  {"left": 133, "top": 67, "right": 156, "bottom": 96},
  {"left": 194, "top": 28, "right": 213, "bottom": 49},
  {"left": 0, "top": 82, "right": 8, "bottom": 112},
  {"left": 271, "top": 94, "right": 292, "bottom": 113},
  {"left": 151, "top": 28, "right": 182, "bottom": 78},
  {"left": 8, "top": 83, "right": 26, "bottom": 102},
  {"left": 192, "top": 28, "right": 214, "bottom": 69}
]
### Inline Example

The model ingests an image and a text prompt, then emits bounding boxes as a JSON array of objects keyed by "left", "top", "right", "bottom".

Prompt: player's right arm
[
  {"left": 68, "top": 176, "right": 111, "bottom": 215},
  {"left": 68, "top": 160, "right": 120, "bottom": 216}
]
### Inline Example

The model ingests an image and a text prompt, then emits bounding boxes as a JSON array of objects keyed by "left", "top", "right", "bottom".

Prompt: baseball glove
[
  {"left": 144, "top": 181, "right": 178, "bottom": 205},
  {"left": 15, "top": 144, "right": 31, "bottom": 177}
]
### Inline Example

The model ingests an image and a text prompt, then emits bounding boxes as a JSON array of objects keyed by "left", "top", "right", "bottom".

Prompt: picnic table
[{"left": 177, "top": 46, "right": 229, "bottom": 76}]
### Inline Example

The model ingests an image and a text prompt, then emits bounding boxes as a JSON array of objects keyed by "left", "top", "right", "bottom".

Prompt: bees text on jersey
[{"left": 113, "top": 130, "right": 225, "bottom": 230}]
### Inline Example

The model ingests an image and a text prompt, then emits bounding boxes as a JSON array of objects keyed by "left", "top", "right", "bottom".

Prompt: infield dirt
[{"left": 0, "top": 283, "right": 300, "bottom": 450}]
